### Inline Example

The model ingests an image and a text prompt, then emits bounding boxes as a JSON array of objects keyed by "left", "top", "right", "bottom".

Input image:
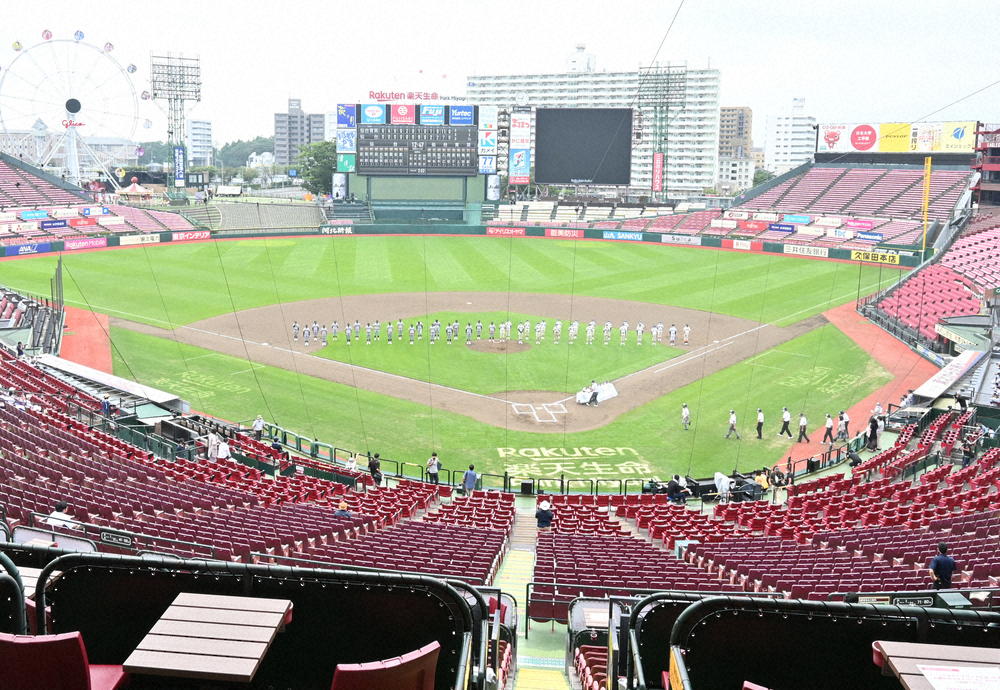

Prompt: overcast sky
[{"left": 0, "top": 0, "right": 996, "bottom": 148}]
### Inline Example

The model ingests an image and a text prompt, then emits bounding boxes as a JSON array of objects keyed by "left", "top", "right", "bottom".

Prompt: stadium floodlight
[
  {"left": 150, "top": 53, "right": 201, "bottom": 187},
  {"left": 637, "top": 63, "right": 686, "bottom": 200}
]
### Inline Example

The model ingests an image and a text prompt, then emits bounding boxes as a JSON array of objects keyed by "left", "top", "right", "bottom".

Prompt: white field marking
[{"left": 743, "top": 362, "right": 783, "bottom": 370}]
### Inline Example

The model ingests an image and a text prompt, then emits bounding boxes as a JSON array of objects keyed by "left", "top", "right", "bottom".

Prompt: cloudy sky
[{"left": 0, "top": 0, "right": 995, "bottom": 147}]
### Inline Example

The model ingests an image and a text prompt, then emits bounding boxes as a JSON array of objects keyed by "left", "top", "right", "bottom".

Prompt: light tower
[{"left": 150, "top": 53, "right": 201, "bottom": 188}]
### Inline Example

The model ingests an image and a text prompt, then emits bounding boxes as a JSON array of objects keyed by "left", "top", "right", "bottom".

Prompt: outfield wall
[{"left": 3, "top": 225, "right": 929, "bottom": 268}]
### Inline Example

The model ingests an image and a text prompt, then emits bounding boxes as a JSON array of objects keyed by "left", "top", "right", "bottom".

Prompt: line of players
[{"left": 290, "top": 319, "right": 692, "bottom": 347}]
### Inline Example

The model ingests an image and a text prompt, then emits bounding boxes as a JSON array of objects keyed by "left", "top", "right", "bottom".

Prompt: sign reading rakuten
[
  {"left": 172, "top": 231, "right": 211, "bottom": 242},
  {"left": 845, "top": 219, "right": 874, "bottom": 230},
  {"left": 64, "top": 237, "right": 108, "bottom": 250}
]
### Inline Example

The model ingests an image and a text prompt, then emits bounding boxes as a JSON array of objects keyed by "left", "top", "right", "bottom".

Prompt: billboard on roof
[{"left": 817, "top": 121, "right": 978, "bottom": 153}]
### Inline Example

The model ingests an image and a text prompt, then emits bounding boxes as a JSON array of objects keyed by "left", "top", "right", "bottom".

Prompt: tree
[
  {"left": 217, "top": 136, "right": 275, "bottom": 169},
  {"left": 136, "top": 141, "right": 173, "bottom": 166},
  {"left": 753, "top": 169, "right": 775, "bottom": 186},
  {"left": 295, "top": 140, "right": 338, "bottom": 195}
]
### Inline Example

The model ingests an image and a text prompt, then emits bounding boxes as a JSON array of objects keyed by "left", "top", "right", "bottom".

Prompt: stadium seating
[
  {"left": 215, "top": 201, "right": 324, "bottom": 230},
  {"left": 875, "top": 264, "right": 982, "bottom": 339},
  {"left": 330, "top": 640, "right": 440, "bottom": 690},
  {"left": 0, "top": 631, "right": 129, "bottom": 690},
  {"left": 0, "top": 160, "right": 87, "bottom": 207}
]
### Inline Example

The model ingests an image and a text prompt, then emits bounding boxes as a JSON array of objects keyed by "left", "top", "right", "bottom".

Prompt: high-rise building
[
  {"left": 764, "top": 98, "right": 816, "bottom": 175},
  {"left": 752, "top": 147, "right": 766, "bottom": 171},
  {"left": 186, "top": 119, "right": 213, "bottom": 167},
  {"left": 718, "top": 107, "right": 752, "bottom": 159},
  {"left": 274, "top": 99, "right": 325, "bottom": 166},
  {"left": 716, "top": 157, "right": 754, "bottom": 195},
  {"left": 466, "top": 52, "right": 720, "bottom": 196}
]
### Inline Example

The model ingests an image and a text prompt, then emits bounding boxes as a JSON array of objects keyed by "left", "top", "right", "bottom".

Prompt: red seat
[
  {"left": 0, "top": 631, "right": 129, "bottom": 690},
  {"left": 330, "top": 640, "right": 440, "bottom": 690}
]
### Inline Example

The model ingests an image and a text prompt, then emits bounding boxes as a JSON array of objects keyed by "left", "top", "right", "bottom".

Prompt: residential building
[
  {"left": 186, "top": 119, "right": 213, "bottom": 167},
  {"left": 719, "top": 107, "right": 752, "bottom": 159},
  {"left": 274, "top": 99, "right": 325, "bottom": 166},
  {"left": 752, "top": 147, "right": 766, "bottom": 171},
  {"left": 764, "top": 98, "right": 817, "bottom": 175},
  {"left": 465, "top": 51, "right": 720, "bottom": 196},
  {"left": 717, "top": 157, "right": 754, "bottom": 196}
]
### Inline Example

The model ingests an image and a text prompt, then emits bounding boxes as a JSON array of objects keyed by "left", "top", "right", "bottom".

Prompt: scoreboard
[{"left": 354, "top": 104, "right": 480, "bottom": 176}]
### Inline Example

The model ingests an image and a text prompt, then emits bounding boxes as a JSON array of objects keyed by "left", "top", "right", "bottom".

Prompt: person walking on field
[
  {"left": 822, "top": 414, "right": 835, "bottom": 445},
  {"left": 797, "top": 414, "right": 810, "bottom": 443},
  {"left": 841, "top": 410, "right": 850, "bottom": 438},
  {"left": 756, "top": 408, "right": 764, "bottom": 439},
  {"left": 836, "top": 414, "right": 848, "bottom": 440},
  {"left": 683, "top": 324, "right": 690, "bottom": 345},
  {"left": 682, "top": 403, "right": 691, "bottom": 431},
  {"left": 778, "top": 407, "right": 792, "bottom": 438},
  {"left": 426, "top": 452, "right": 440, "bottom": 484},
  {"left": 725, "top": 410, "right": 741, "bottom": 439}
]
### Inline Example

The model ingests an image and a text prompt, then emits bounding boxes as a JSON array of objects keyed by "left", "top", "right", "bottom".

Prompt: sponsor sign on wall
[
  {"left": 815, "top": 217, "right": 843, "bottom": 227},
  {"left": 826, "top": 228, "right": 855, "bottom": 240},
  {"left": 603, "top": 231, "right": 644, "bottom": 241},
  {"left": 360, "top": 103, "right": 386, "bottom": 124},
  {"left": 731, "top": 240, "right": 754, "bottom": 250},
  {"left": 119, "top": 234, "right": 161, "bottom": 246},
  {"left": 336, "top": 129, "right": 357, "bottom": 154},
  {"left": 768, "top": 223, "right": 795, "bottom": 233},
  {"left": 737, "top": 220, "right": 767, "bottom": 232},
  {"left": 723, "top": 210, "right": 749, "bottom": 220},
  {"left": 782, "top": 214, "right": 811, "bottom": 224},
  {"left": 710, "top": 219, "right": 738, "bottom": 229},
  {"left": 64, "top": 237, "right": 108, "bottom": 250},
  {"left": 784, "top": 245, "right": 830, "bottom": 258},
  {"left": 337, "top": 104, "right": 357, "bottom": 128},
  {"left": 478, "top": 131, "right": 497, "bottom": 155},
  {"left": 98, "top": 216, "right": 126, "bottom": 225},
  {"left": 845, "top": 219, "right": 874, "bottom": 230},
  {"left": 753, "top": 212, "right": 779, "bottom": 222},
  {"left": 5, "top": 242, "right": 50, "bottom": 256},
  {"left": 661, "top": 234, "right": 702, "bottom": 246},
  {"left": 173, "top": 146, "right": 186, "bottom": 187},
  {"left": 68, "top": 218, "right": 97, "bottom": 228},
  {"left": 478, "top": 106, "right": 498, "bottom": 131},
  {"left": 40, "top": 219, "right": 67, "bottom": 230},
  {"left": 545, "top": 228, "right": 583, "bottom": 238},
  {"left": 2, "top": 222, "right": 38, "bottom": 233},
  {"left": 510, "top": 113, "right": 531, "bottom": 148},
  {"left": 479, "top": 156, "right": 497, "bottom": 174},
  {"left": 794, "top": 226, "right": 826, "bottom": 236},
  {"left": 857, "top": 232, "right": 884, "bottom": 243},
  {"left": 82, "top": 206, "right": 110, "bottom": 216},
  {"left": 652, "top": 152, "right": 664, "bottom": 192},
  {"left": 20, "top": 210, "right": 48, "bottom": 220},
  {"left": 0, "top": 211, "right": 14, "bottom": 223},
  {"left": 420, "top": 105, "right": 445, "bottom": 126},
  {"left": 172, "top": 231, "right": 211, "bottom": 241},
  {"left": 448, "top": 105, "right": 475, "bottom": 126},
  {"left": 337, "top": 154, "right": 356, "bottom": 173},
  {"left": 486, "top": 227, "right": 526, "bottom": 236},
  {"left": 390, "top": 104, "right": 415, "bottom": 124},
  {"left": 509, "top": 149, "right": 531, "bottom": 185},
  {"left": 851, "top": 250, "right": 899, "bottom": 264},
  {"left": 817, "top": 121, "right": 978, "bottom": 153},
  {"left": 51, "top": 208, "right": 79, "bottom": 219}
]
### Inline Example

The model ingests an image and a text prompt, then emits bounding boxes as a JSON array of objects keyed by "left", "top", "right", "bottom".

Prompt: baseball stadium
[{"left": 1, "top": 13, "right": 1000, "bottom": 690}]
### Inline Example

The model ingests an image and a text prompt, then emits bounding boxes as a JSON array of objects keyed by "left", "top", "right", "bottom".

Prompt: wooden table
[
  {"left": 123, "top": 592, "right": 293, "bottom": 683},
  {"left": 16, "top": 566, "right": 60, "bottom": 599},
  {"left": 875, "top": 640, "right": 1000, "bottom": 690}
]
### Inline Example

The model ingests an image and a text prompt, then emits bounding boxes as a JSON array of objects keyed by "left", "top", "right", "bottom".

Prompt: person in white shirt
[
  {"left": 345, "top": 454, "right": 359, "bottom": 472},
  {"left": 682, "top": 403, "right": 691, "bottom": 430},
  {"left": 778, "top": 407, "right": 792, "bottom": 437},
  {"left": 669, "top": 324, "right": 677, "bottom": 345},
  {"left": 725, "top": 410, "right": 741, "bottom": 439},
  {"left": 756, "top": 408, "right": 764, "bottom": 439},
  {"left": 872, "top": 402, "right": 884, "bottom": 415},
  {"left": 217, "top": 439, "right": 231, "bottom": 461},
  {"left": 252, "top": 415, "right": 265, "bottom": 441},
  {"left": 586, "top": 321, "right": 595, "bottom": 344},
  {"left": 683, "top": 324, "right": 690, "bottom": 345},
  {"left": 840, "top": 410, "right": 850, "bottom": 437},
  {"left": 619, "top": 321, "right": 628, "bottom": 345},
  {"left": 797, "top": 414, "right": 810, "bottom": 443},
  {"left": 45, "top": 501, "right": 80, "bottom": 529},
  {"left": 426, "top": 452, "right": 441, "bottom": 484},
  {"left": 636, "top": 321, "right": 644, "bottom": 345},
  {"left": 823, "top": 414, "right": 835, "bottom": 445}
]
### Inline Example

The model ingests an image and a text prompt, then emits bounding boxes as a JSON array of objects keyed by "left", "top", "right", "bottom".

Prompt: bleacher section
[
  {"left": 875, "top": 264, "right": 982, "bottom": 340},
  {"left": 0, "top": 160, "right": 87, "bottom": 207},
  {"left": 215, "top": 201, "right": 325, "bottom": 231}
]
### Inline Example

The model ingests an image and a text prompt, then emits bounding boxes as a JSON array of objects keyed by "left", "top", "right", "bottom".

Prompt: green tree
[
  {"left": 295, "top": 140, "right": 338, "bottom": 195},
  {"left": 217, "top": 137, "right": 275, "bottom": 169},
  {"left": 753, "top": 169, "right": 775, "bottom": 186},
  {"left": 136, "top": 141, "right": 173, "bottom": 166}
]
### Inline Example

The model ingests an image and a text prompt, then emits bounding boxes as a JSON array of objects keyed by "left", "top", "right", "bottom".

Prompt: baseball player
[
  {"left": 604, "top": 321, "right": 612, "bottom": 345},
  {"left": 345, "top": 325, "right": 352, "bottom": 345},
  {"left": 374, "top": 320, "right": 381, "bottom": 341},
  {"left": 569, "top": 320, "right": 579, "bottom": 344},
  {"left": 682, "top": 403, "right": 691, "bottom": 430},
  {"left": 303, "top": 327, "right": 310, "bottom": 346},
  {"left": 535, "top": 322, "right": 543, "bottom": 344},
  {"left": 365, "top": 323, "right": 372, "bottom": 344},
  {"left": 417, "top": 321, "right": 423, "bottom": 340},
  {"left": 583, "top": 321, "right": 593, "bottom": 344},
  {"left": 387, "top": 323, "right": 393, "bottom": 344},
  {"left": 669, "top": 324, "right": 677, "bottom": 346},
  {"left": 354, "top": 320, "right": 360, "bottom": 340},
  {"left": 409, "top": 323, "right": 415, "bottom": 344},
  {"left": 636, "top": 321, "right": 644, "bottom": 345},
  {"left": 517, "top": 321, "right": 525, "bottom": 344},
  {"left": 466, "top": 323, "right": 473, "bottom": 345},
  {"left": 397, "top": 319, "right": 404, "bottom": 339},
  {"left": 331, "top": 321, "right": 339, "bottom": 341},
  {"left": 656, "top": 321, "right": 663, "bottom": 344},
  {"left": 446, "top": 323, "right": 453, "bottom": 345},
  {"left": 312, "top": 321, "right": 319, "bottom": 339},
  {"left": 489, "top": 321, "right": 496, "bottom": 342},
  {"left": 453, "top": 319, "right": 460, "bottom": 339},
  {"left": 553, "top": 319, "right": 562, "bottom": 344},
  {"left": 476, "top": 320, "right": 483, "bottom": 340},
  {"left": 619, "top": 321, "right": 628, "bottom": 345},
  {"left": 321, "top": 325, "right": 328, "bottom": 345},
  {"left": 540, "top": 319, "right": 547, "bottom": 341},
  {"left": 498, "top": 321, "right": 506, "bottom": 341},
  {"left": 683, "top": 324, "right": 690, "bottom": 345},
  {"left": 292, "top": 321, "right": 299, "bottom": 342}
]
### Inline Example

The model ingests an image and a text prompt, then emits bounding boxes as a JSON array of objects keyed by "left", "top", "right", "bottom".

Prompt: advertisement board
[
  {"left": 479, "top": 156, "right": 497, "bottom": 175},
  {"left": 509, "top": 149, "right": 531, "bottom": 184},
  {"left": 826, "top": 228, "right": 855, "bottom": 239},
  {"left": 82, "top": 206, "right": 109, "bottom": 216},
  {"left": 2, "top": 222, "right": 38, "bottom": 233},
  {"left": 390, "top": 104, "right": 415, "bottom": 124},
  {"left": 360, "top": 103, "right": 386, "bottom": 124},
  {"left": 815, "top": 217, "right": 842, "bottom": 227},
  {"left": 478, "top": 131, "right": 497, "bottom": 155},
  {"left": 753, "top": 212, "right": 779, "bottom": 222},
  {"left": 448, "top": 105, "right": 475, "bottom": 126},
  {"left": 98, "top": 216, "right": 125, "bottom": 225},
  {"left": 64, "top": 237, "right": 108, "bottom": 250},
  {"left": 478, "top": 106, "right": 498, "bottom": 131},
  {"left": 661, "top": 234, "right": 703, "bottom": 246},
  {"left": 336, "top": 129, "right": 357, "bottom": 154},
  {"left": 119, "top": 234, "right": 161, "bottom": 246},
  {"left": 420, "top": 105, "right": 445, "bottom": 126},
  {"left": 879, "top": 123, "right": 912, "bottom": 152},
  {"left": 546, "top": 228, "right": 584, "bottom": 239},
  {"left": 818, "top": 121, "right": 978, "bottom": 153},
  {"left": 794, "top": 226, "right": 825, "bottom": 236},
  {"left": 6, "top": 242, "right": 50, "bottom": 256},
  {"left": 51, "top": 208, "right": 79, "bottom": 219},
  {"left": 487, "top": 227, "right": 526, "bottom": 236},
  {"left": 337, "top": 104, "right": 357, "bottom": 128},
  {"left": 68, "top": 218, "right": 97, "bottom": 228},
  {"left": 510, "top": 113, "right": 531, "bottom": 148},
  {"left": 40, "top": 219, "right": 67, "bottom": 230},
  {"left": 782, "top": 214, "right": 811, "bottom": 224},
  {"left": 737, "top": 220, "right": 768, "bottom": 232},
  {"left": 723, "top": 210, "right": 749, "bottom": 220},
  {"left": 768, "top": 223, "right": 795, "bottom": 233},
  {"left": 851, "top": 250, "right": 899, "bottom": 264},
  {"left": 172, "top": 231, "right": 211, "bottom": 242},
  {"left": 20, "top": 210, "right": 48, "bottom": 220},
  {"left": 0, "top": 211, "right": 14, "bottom": 223},
  {"left": 845, "top": 219, "right": 874, "bottom": 230},
  {"left": 337, "top": 154, "right": 356, "bottom": 173},
  {"left": 652, "top": 152, "right": 664, "bottom": 192},
  {"left": 857, "top": 232, "right": 885, "bottom": 243},
  {"left": 173, "top": 146, "right": 186, "bottom": 187},
  {"left": 784, "top": 245, "right": 829, "bottom": 258},
  {"left": 603, "top": 231, "right": 644, "bottom": 241}
]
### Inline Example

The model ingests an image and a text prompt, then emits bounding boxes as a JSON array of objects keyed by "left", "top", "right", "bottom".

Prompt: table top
[
  {"left": 123, "top": 592, "right": 293, "bottom": 683},
  {"left": 16, "top": 566, "right": 60, "bottom": 600},
  {"left": 876, "top": 640, "right": 1000, "bottom": 690}
]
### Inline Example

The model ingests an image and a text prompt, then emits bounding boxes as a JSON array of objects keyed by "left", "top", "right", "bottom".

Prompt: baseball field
[{"left": 1, "top": 235, "right": 905, "bottom": 482}]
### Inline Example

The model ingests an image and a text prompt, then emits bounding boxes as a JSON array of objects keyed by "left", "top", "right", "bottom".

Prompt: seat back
[
  {"left": 0, "top": 631, "right": 91, "bottom": 690},
  {"left": 331, "top": 640, "right": 441, "bottom": 690}
]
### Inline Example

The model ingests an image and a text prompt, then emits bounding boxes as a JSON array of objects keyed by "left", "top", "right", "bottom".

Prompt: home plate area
[{"left": 511, "top": 402, "right": 568, "bottom": 423}]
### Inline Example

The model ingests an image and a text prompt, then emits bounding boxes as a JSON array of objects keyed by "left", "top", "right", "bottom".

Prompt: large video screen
[
  {"left": 534, "top": 108, "right": 632, "bottom": 185},
  {"left": 354, "top": 104, "right": 479, "bottom": 176}
]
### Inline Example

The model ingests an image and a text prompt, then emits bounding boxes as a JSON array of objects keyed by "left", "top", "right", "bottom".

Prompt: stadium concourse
[{"left": 4, "top": 151, "right": 1000, "bottom": 689}]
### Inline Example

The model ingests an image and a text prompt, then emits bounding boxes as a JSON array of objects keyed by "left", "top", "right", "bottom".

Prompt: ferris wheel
[{"left": 0, "top": 31, "right": 140, "bottom": 188}]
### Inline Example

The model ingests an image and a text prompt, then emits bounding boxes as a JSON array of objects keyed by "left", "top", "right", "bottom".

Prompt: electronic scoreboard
[{"left": 354, "top": 104, "right": 480, "bottom": 176}]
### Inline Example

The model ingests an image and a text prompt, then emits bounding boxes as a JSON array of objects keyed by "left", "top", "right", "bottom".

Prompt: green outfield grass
[
  {"left": 0, "top": 236, "right": 904, "bottom": 328},
  {"left": 109, "top": 322, "right": 890, "bottom": 481},
  {"left": 312, "top": 311, "right": 683, "bottom": 395}
]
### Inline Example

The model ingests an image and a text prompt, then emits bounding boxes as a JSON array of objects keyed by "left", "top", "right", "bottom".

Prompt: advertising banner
[
  {"left": 478, "top": 156, "right": 497, "bottom": 175},
  {"left": 336, "top": 129, "right": 357, "bottom": 154},
  {"left": 661, "top": 234, "right": 703, "bottom": 246},
  {"left": 782, "top": 214, "right": 811, "bottom": 224},
  {"left": 509, "top": 149, "right": 530, "bottom": 184},
  {"left": 737, "top": 220, "right": 767, "bottom": 231},
  {"left": 0, "top": 211, "right": 14, "bottom": 223},
  {"left": 857, "top": 232, "right": 885, "bottom": 243},
  {"left": 851, "top": 250, "right": 899, "bottom": 264},
  {"left": 82, "top": 206, "right": 109, "bottom": 216},
  {"left": 652, "top": 152, "right": 664, "bottom": 192},
  {"left": 51, "top": 208, "right": 79, "bottom": 219},
  {"left": 478, "top": 106, "right": 498, "bottom": 130},
  {"left": 3, "top": 222, "right": 38, "bottom": 233},
  {"left": 723, "top": 210, "right": 749, "bottom": 220},
  {"left": 98, "top": 216, "right": 125, "bottom": 225},
  {"left": 5, "top": 242, "right": 50, "bottom": 256},
  {"left": 879, "top": 123, "right": 912, "bottom": 152},
  {"left": 794, "top": 227, "right": 826, "bottom": 236},
  {"left": 914, "top": 350, "right": 985, "bottom": 400},
  {"left": 487, "top": 227, "right": 526, "bottom": 236},
  {"left": 119, "top": 234, "right": 161, "bottom": 246},
  {"left": 64, "top": 237, "right": 108, "bottom": 250},
  {"left": 172, "top": 231, "right": 211, "bottom": 242},
  {"left": 826, "top": 228, "right": 855, "bottom": 239},
  {"left": 726, "top": 239, "right": 762, "bottom": 251},
  {"left": 40, "top": 219, "right": 67, "bottom": 230},
  {"left": 448, "top": 105, "right": 475, "bottom": 126},
  {"left": 845, "top": 219, "right": 874, "bottom": 230},
  {"left": 753, "top": 212, "right": 779, "bottom": 222},
  {"left": 68, "top": 218, "right": 97, "bottom": 228},
  {"left": 942, "top": 121, "right": 977, "bottom": 152},
  {"left": 710, "top": 219, "right": 738, "bottom": 229},
  {"left": 784, "top": 245, "right": 829, "bottom": 258},
  {"left": 817, "top": 123, "right": 880, "bottom": 152},
  {"left": 20, "top": 210, "right": 48, "bottom": 220},
  {"left": 360, "top": 104, "right": 386, "bottom": 124},
  {"left": 546, "top": 228, "right": 584, "bottom": 239},
  {"left": 510, "top": 113, "right": 531, "bottom": 148},
  {"left": 390, "top": 104, "right": 415, "bottom": 124},
  {"left": 603, "top": 231, "right": 644, "bottom": 241},
  {"left": 478, "top": 131, "right": 497, "bottom": 155},
  {"left": 337, "top": 104, "right": 357, "bottom": 128},
  {"left": 173, "top": 146, "right": 186, "bottom": 187},
  {"left": 819, "top": 121, "right": 978, "bottom": 153},
  {"left": 337, "top": 154, "right": 356, "bottom": 173},
  {"left": 815, "top": 217, "right": 843, "bottom": 227},
  {"left": 420, "top": 105, "right": 445, "bottom": 126},
  {"left": 768, "top": 223, "right": 795, "bottom": 233}
]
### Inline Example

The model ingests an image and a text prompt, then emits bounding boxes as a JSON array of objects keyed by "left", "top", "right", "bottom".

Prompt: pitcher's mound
[{"left": 467, "top": 339, "right": 531, "bottom": 354}]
